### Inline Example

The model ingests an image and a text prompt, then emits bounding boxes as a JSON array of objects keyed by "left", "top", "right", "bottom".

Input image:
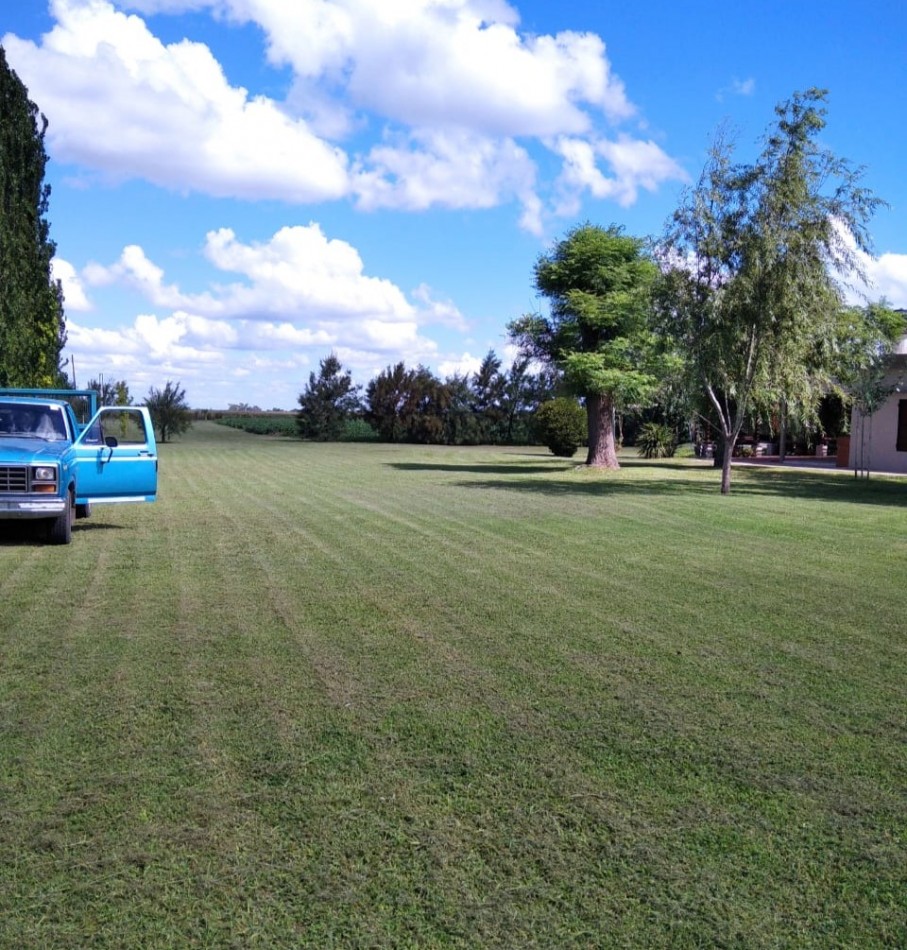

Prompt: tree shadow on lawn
[
  {"left": 394, "top": 459, "right": 906, "bottom": 508},
  {"left": 391, "top": 461, "right": 571, "bottom": 476},
  {"left": 390, "top": 454, "right": 716, "bottom": 477}
]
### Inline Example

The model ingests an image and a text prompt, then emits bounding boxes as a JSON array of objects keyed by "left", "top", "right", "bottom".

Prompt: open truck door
[{"left": 74, "top": 407, "right": 158, "bottom": 503}]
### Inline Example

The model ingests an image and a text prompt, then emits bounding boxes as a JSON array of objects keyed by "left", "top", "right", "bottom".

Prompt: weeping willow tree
[
  {"left": 657, "top": 89, "right": 884, "bottom": 493},
  {"left": 0, "top": 46, "right": 66, "bottom": 387}
]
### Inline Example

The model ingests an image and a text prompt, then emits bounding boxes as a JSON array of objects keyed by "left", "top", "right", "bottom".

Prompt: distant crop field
[
  {"left": 216, "top": 412, "right": 379, "bottom": 441},
  {"left": 1, "top": 422, "right": 905, "bottom": 947},
  {"left": 216, "top": 411, "right": 298, "bottom": 437}
]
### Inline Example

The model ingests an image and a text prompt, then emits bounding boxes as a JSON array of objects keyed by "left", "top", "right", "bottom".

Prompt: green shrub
[
  {"left": 339, "top": 418, "right": 379, "bottom": 442},
  {"left": 636, "top": 422, "right": 677, "bottom": 459},
  {"left": 534, "top": 398, "right": 587, "bottom": 458}
]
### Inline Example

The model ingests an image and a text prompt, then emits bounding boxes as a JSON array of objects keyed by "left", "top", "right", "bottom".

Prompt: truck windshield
[{"left": 0, "top": 404, "right": 68, "bottom": 440}]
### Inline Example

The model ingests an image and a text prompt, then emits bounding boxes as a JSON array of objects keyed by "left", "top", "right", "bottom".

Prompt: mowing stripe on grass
[{"left": 1, "top": 424, "right": 905, "bottom": 947}]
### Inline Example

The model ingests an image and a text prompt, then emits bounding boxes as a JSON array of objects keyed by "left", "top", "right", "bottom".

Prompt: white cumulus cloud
[
  {"left": 864, "top": 250, "right": 907, "bottom": 307},
  {"left": 201, "top": 224, "right": 417, "bottom": 320},
  {"left": 84, "top": 245, "right": 203, "bottom": 310},
  {"left": 553, "top": 134, "right": 688, "bottom": 214},
  {"left": 51, "top": 257, "right": 91, "bottom": 311},
  {"left": 64, "top": 222, "right": 450, "bottom": 397},
  {"left": 353, "top": 128, "right": 539, "bottom": 227},
  {"left": 3, "top": 0, "right": 685, "bottom": 228},
  {"left": 3, "top": 0, "right": 349, "bottom": 201},
  {"left": 181, "top": 0, "right": 633, "bottom": 135}
]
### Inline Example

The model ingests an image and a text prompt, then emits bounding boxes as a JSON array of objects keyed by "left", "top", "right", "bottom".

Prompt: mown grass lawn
[{"left": 1, "top": 422, "right": 905, "bottom": 948}]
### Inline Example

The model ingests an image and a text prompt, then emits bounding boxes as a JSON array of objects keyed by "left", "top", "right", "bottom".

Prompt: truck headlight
[{"left": 33, "top": 466, "right": 57, "bottom": 482}]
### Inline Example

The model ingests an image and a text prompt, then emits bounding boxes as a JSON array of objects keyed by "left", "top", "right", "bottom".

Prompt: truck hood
[{"left": 0, "top": 438, "right": 70, "bottom": 463}]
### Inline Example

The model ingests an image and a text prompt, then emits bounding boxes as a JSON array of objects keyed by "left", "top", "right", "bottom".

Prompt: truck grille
[{"left": 0, "top": 466, "right": 28, "bottom": 492}]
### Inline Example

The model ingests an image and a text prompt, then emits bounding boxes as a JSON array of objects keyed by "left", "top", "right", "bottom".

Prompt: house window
[{"left": 898, "top": 400, "right": 907, "bottom": 452}]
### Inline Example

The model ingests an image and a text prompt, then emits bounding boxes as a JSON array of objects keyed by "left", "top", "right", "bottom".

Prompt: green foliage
[
  {"left": 636, "top": 422, "right": 677, "bottom": 459},
  {"left": 296, "top": 353, "right": 362, "bottom": 440},
  {"left": 219, "top": 413, "right": 378, "bottom": 441},
  {"left": 534, "top": 397, "right": 587, "bottom": 457},
  {"left": 500, "top": 357, "right": 559, "bottom": 445},
  {"left": 328, "top": 354, "right": 559, "bottom": 447},
  {"left": 365, "top": 362, "right": 450, "bottom": 443},
  {"left": 437, "top": 371, "right": 478, "bottom": 445},
  {"left": 219, "top": 414, "right": 297, "bottom": 437},
  {"left": 339, "top": 417, "right": 378, "bottom": 441},
  {"left": 365, "top": 362, "right": 410, "bottom": 441},
  {"left": 146, "top": 379, "right": 192, "bottom": 442},
  {"left": 86, "top": 377, "right": 132, "bottom": 407},
  {"left": 509, "top": 223, "right": 660, "bottom": 467},
  {"left": 442, "top": 353, "right": 560, "bottom": 446},
  {"left": 657, "top": 89, "right": 885, "bottom": 493},
  {"left": 834, "top": 301, "right": 906, "bottom": 391},
  {"left": 469, "top": 350, "right": 507, "bottom": 443},
  {"left": 0, "top": 47, "right": 66, "bottom": 388}
]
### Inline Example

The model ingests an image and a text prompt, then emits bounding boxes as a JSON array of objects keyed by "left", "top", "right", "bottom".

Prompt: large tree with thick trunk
[{"left": 509, "top": 224, "right": 659, "bottom": 468}]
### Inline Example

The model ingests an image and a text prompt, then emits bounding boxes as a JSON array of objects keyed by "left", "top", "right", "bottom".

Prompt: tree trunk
[
  {"left": 704, "top": 383, "right": 739, "bottom": 494},
  {"left": 720, "top": 438, "right": 733, "bottom": 494},
  {"left": 585, "top": 393, "right": 620, "bottom": 468},
  {"left": 866, "top": 414, "right": 873, "bottom": 480},
  {"left": 778, "top": 400, "right": 787, "bottom": 462}
]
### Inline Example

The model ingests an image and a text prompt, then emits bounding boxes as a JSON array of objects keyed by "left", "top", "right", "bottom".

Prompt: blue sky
[{"left": 3, "top": 0, "right": 906, "bottom": 409}]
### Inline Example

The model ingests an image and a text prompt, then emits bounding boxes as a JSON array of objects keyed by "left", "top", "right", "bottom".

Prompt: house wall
[
  {"left": 848, "top": 345, "right": 907, "bottom": 474},
  {"left": 849, "top": 389, "right": 906, "bottom": 473}
]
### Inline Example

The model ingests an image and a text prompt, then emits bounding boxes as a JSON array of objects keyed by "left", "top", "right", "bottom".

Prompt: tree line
[{"left": 296, "top": 351, "right": 560, "bottom": 446}]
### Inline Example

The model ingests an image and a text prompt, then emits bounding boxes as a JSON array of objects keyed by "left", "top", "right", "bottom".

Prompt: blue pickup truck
[{"left": 0, "top": 388, "right": 158, "bottom": 544}]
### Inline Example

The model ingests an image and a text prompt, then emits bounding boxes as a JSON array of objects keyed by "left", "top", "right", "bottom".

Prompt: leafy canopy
[
  {"left": 510, "top": 223, "right": 662, "bottom": 467},
  {"left": 146, "top": 380, "right": 192, "bottom": 443},
  {"left": 511, "top": 223, "right": 660, "bottom": 406},
  {"left": 656, "top": 88, "right": 885, "bottom": 492},
  {"left": 0, "top": 46, "right": 66, "bottom": 387},
  {"left": 296, "top": 353, "right": 362, "bottom": 441}
]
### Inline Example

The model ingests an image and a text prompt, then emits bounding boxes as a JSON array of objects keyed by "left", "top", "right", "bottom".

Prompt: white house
[{"left": 846, "top": 333, "right": 907, "bottom": 474}]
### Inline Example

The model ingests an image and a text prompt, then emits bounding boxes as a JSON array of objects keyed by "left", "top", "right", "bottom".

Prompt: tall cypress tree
[{"left": 0, "top": 45, "right": 66, "bottom": 388}]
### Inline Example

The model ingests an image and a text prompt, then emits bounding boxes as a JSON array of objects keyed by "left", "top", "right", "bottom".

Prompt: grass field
[{"left": 1, "top": 422, "right": 905, "bottom": 948}]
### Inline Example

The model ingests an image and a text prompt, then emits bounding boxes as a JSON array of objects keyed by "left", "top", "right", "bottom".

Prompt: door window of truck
[{"left": 83, "top": 409, "right": 151, "bottom": 445}]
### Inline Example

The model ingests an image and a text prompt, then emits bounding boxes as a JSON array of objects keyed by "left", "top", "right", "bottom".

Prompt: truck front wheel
[{"left": 47, "top": 489, "right": 74, "bottom": 545}]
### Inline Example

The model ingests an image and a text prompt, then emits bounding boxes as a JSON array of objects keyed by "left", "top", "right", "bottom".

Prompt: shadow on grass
[
  {"left": 391, "top": 461, "right": 573, "bottom": 476},
  {"left": 0, "top": 520, "right": 125, "bottom": 546},
  {"left": 496, "top": 473, "right": 903, "bottom": 506},
  {"left": 0, "top": 525, "right": 46, "bottom": 546},
  {"left": 71, "top": 521, "right": 126, "bottom": 533},
  {"left": 390, "top": 458, "right": 906, "bottom": 507},
  {"left": 389, "top": 454, "right": 716, "bottom": 477}
]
